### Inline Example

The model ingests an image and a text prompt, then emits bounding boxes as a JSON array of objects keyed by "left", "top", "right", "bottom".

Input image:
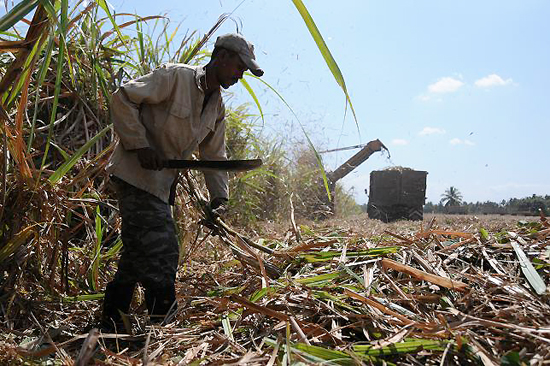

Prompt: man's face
[{"left": 218, "top": 51, "right": 248, "bottom": 89}]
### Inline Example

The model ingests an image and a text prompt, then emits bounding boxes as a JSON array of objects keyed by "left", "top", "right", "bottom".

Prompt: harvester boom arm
[{"left": 327, "top": 139, "right": 387, "bottom": 183}]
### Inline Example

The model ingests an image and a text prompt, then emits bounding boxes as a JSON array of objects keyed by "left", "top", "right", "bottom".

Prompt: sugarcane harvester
[{"left": 318, "top": 139, "right": 387, "bottom": 218}]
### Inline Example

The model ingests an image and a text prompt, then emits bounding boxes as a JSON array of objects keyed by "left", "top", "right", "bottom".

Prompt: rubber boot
[
  {"left": 101, "top": 281, "right": 135, "bottom": 332},
  {"left": 145, "top": 285, "right": 177, "bottom": 324}
]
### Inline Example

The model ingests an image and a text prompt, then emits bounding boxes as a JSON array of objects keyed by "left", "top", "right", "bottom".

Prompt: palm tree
[{"left": 440, "top": 186, "right": 463, "bottom": 207}]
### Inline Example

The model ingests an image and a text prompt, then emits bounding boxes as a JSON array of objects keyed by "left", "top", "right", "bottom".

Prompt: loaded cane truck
[{"left": 367, "top": 168, "right": 428, "bottom": 222}]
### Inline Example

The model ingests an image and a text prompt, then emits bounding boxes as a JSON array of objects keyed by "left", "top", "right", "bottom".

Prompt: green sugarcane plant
[{"left": 0, "top": 0, "right": 359, "bottom": 330}]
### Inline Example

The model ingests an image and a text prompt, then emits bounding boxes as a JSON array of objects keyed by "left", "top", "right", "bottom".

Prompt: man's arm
[
  {"left": 111, "top": 66, "right": 175, "bottom": 151},
  {"left": 199, "top": 105, "right": 229, "bottom": 201}
]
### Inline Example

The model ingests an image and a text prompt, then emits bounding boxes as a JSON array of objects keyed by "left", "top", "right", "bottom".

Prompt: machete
[{"left": 162, "top": 158, "right": 262, "bottom": 171}]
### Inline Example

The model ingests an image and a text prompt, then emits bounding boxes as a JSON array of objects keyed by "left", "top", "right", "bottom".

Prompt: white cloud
[
  {"left": 450, "top": 138, "right": 475, "bottom": 146},
  {"left": 475, "top": 74, "right": 513, "bottom": 88},
  {"left": 416, "top": 95, "right": 443, "bottom": 103},
  {"left": 392, "top": 139, "right": 409, "bottom": 146},
  {"left": 419, "top": 127, "right": 446, "bottom": 136},
  {"left": 428, "top": 77, "right": 464, "bottom": 93}
]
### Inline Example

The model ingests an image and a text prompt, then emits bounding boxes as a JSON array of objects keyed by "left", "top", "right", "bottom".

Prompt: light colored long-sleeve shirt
[{"left": 107, "top": 63, "right": 228, "bottom": 203}]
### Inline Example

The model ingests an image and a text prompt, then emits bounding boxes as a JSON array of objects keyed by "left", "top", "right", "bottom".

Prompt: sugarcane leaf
[
  {"left": 339, "top": 263, "right": 365, "bottom": 287},
  {"left": 239, "top": 168, "right": 279, "bottom": 182},
  {"left": 240, "top": 76, "right": 264, "bottom": 126},
  {"left": 265, "top": 338, "right": 381, "bottom": 365},
  {"left": 88, "top": 205, "right": 103, "bottom": 292},
  {"left": 295, "top": 271, "right": 346, "bottom": 285},
  {"left": 102, "top": 237, "right": 123, "bottom": 259},
  {"left": 353, "top": 338, "right": 451, "bottom": 356},
  {"left": 372, "top": 296, "right": 418, "bottom": 319},
  {"left": 48, "top": 124, "right": 111, "bottom": 184},
  {"left": 95, "top": 0, "right": 128, "bottom": 49},
  {"left": 95, "top": 205, "right": 103, "bottom": 247},
  {"left": 0, "top": 0, "right": 39, "bottom": 32},
  {"left": 295, "top": 343, "right": 380, "bottom": 365},
  {"left": 291, "top": 0, "right": 359, "bottom": 132},
  {"left": 37, "top": 0, "right": 56, "bottom": 25},
  {"left": 37, "top": 0, "right": 68, "bottom": 178},
  {"left": 0, "top": 224, "right": 37, "bottom": 262},
  {"left": 50, "top": 142, "right": 70, "bottom": 161},
  {"left": 501, "top": 351, "right": 522, "bottom": 366},
  {"left": 479, "top": 227, "right": 489, "bottom": 241},
  {"left": 285, "top": 322, "right": 292, "bottom": 365},
  {"left": 27, "top": 33, "right": 55, "bottom": 152},
  {"left": 250, "top": 287, "right": 270, "bottom": 302},
  {"left": 62, "top": 293, "right": 105, "bottom": 302},
  {"left": 5, "top": 27, "right": 46, "bottom": 108},
  {"left": 312, "top": 290, "right": 360, "bottom": 313},
  {"left": 509, "top": 234, "right": 547, "bottom": 295},
  {"left": 301, "top": 247, "right": 400, "bottom": 262},
  {"left": 221, "top": 314, "right": 234, "bottom": 342}
]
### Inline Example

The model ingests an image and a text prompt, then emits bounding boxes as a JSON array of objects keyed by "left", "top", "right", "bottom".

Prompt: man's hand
[
  {"left": 209, "top": 197, "right": 228, "bottom": 220},
  {"left": 135, "top": 147, "right": 164, "bottom": 170},
  {"left": 201, "top": 197, "right": 228, "bottom": 233}
]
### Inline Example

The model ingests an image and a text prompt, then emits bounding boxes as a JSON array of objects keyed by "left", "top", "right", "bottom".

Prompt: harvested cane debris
[{"left": 1, "top": 211, "right": 549, "bottom": 365}]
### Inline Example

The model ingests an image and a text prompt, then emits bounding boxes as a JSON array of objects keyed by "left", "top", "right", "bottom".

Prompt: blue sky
[
  {"left": 8, "top": 1, "right": 550, "bottom": 204},
  {"left": 98, "top": 1, "right": 550, "bottom": 204}
]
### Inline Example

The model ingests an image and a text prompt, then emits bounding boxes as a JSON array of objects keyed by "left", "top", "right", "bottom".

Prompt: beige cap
[{"left": 214, "top": 33, "right": 264, "bottom": 77}]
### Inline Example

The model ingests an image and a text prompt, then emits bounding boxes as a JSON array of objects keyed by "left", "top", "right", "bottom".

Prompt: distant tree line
[{"left": 424, "top": 194, "right": 550, "bottom": 216}]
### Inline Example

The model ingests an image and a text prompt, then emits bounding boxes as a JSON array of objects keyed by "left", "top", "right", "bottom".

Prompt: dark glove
[
  {"left": 135, "top": 147, "right": 164, "bottom": 170},
  {"left": 209, "top": 197, "right": 228, "bottom": 220},
  {"left": 200, "top": 197, "right": 228, "bottom": 232}
]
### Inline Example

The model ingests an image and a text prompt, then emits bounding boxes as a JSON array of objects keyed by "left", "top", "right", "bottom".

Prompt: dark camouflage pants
[{"left": 110, "top": 177, "right": 179, "bottom": 291}]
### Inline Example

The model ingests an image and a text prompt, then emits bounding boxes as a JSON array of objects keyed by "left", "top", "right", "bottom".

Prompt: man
[{"left": 101, "top": 33, "right": 264, "bottom": 330}]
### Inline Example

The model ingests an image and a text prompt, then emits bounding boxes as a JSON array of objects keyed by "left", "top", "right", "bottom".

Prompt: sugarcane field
[{"left": 1, "top": 1, "right": 549, "bottom": 366}]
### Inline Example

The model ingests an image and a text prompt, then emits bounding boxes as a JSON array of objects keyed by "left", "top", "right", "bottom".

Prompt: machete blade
[{"left": 163, "top": 159, "right": 263, "bottom": 171}]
